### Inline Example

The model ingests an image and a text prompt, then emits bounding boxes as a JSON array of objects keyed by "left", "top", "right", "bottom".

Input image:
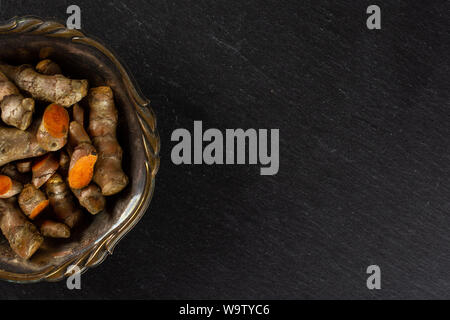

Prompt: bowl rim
[{"left": 0, "top": 16, "right": 160, "bottom": 283}]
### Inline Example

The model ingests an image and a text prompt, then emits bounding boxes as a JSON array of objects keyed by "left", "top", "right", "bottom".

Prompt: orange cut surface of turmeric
[
  {"left": 68, "top": 154, "right": 97, "bottom": 189},
  {"left": 43, "top": 104, "right": 69, "bottom": 138},
  {"left": 32, "top": 154, "right": 51, "bottom": 171},
  {"left": 29, "top": 199, "right": 49, "bottom": 220},
  {"left": 0, "top": 175, "right": 12, "bottom": 195}
]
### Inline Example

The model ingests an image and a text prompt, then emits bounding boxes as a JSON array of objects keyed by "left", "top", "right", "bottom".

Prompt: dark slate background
[{"left": 0, "top": 0, "right": 449, "bottom": 299}]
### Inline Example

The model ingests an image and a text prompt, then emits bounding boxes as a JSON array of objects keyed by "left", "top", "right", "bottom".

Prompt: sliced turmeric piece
[
  {"left": 68, "top": 121, "right": 97, "bottom": 189},
  {"left": 29, "top": 200, "right": 49, "bottom": 220},
  {"left": 68, "top": 152, "right": 97, "bottom": 189},
  {"left": 0, "top": 175, "right": 12, "bottom": 195},
  {"left": 43, "top": 104, "right": 69, "bottom": 138},
  {"left": 0, "top": 163, "right": 30, "bottom": 184},
  {"left": 18, "top": 184, "right": 49, "bottom": 220},
  {"left": 0, "top": 175, "right": 22, "bottom": 198},
  {"left": 31, "top": 153, "right": 59, "bottom": 188},
  {"left": 36, "top": 103, "right": 69, "bottom": 151}
]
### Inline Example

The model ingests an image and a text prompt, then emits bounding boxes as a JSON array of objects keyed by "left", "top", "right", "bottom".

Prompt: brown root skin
[
  {"left": 0, "top": 175, "right": 23, "bottom": 198},
  {"left": 32, "top": 153, "right": 59, "bottom": 188},
  {"left": 71, "top": 184, "right": 105, "bottom": 215},
  {"left": 68, "top": 121, "right": 91, "bottom": 150},
  {"left": 16, "top": 159, "right": 32, "bottom": 173},
  {"left": 37, "top": 104, "right": 69, "bottom": 151},
  {"left": 1, "top": 95, "right": 35, "bottom": 131},
  {"left": 0, "top": 71, "right": 35, "bottom": 130},
  {"left": 0, "top": 198, "right": 43, "bottom": 259},
  {"left": 18, "top": 184, "right": 49, "bottom": 220},
  {"left": 36, "top": 59, "right": 62, "bottom": 76},
  {"left": 0, "top": 123, "right": 47, "bottom": 167},
  {"left": 45, "top": 173, "right": 83, "bottom": 228},
  {"left": 73, "top": 103, "right": 85, "bottom": 127},
  {"left": 58, "top": 151, "right": 70, "bottom": 176},
  {"left": 0, "top": 63, "right": 88, "bottom": 107},
  {"left": 88, "top": 87, "right": 128, "bottom": 195},
  {"left": 37, "top": 219, "right": 70, "bottom": 238},
  {"left": 0, "top": 71, "right": 19, "bottom": 98}
]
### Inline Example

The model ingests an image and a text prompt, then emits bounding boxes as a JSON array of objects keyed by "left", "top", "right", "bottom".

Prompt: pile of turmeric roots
[{"left": 0, "top": 59, "right": 128, "bottom": 260}]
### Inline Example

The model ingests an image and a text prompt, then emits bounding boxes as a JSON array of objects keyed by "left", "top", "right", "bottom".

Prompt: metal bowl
[{"left": 0, "top": 16, "right": 160, "bottom": 282}]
